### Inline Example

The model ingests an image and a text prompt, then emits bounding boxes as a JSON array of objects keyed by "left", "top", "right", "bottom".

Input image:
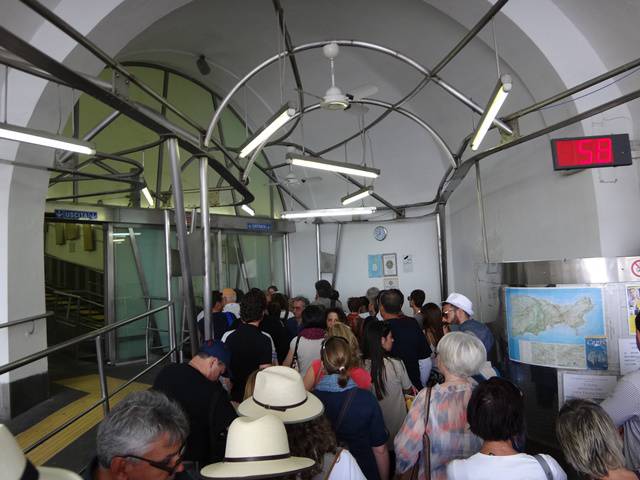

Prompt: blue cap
[{"left": 199, "top": 340, "right": 231, "bottom": 372}]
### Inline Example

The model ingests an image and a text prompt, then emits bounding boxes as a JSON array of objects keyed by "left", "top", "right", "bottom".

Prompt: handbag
[{"left": 395, "top": 387, "right": 432, "bottom": 480}]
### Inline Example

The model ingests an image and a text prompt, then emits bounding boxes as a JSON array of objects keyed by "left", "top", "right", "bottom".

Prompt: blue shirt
[
  {"left": 452, "top": 319, "right": 494, "bottom": 355},
  {"left": 314, "top": 386, "right": 388, "bottom": 480}
]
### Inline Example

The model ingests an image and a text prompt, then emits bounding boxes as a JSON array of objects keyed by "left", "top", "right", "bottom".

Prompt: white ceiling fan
[{"left": 297, "top": 42, "right": 378, "bottom": 114}]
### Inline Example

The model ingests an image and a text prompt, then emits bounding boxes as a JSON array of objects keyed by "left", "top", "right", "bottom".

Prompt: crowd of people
[{"left": 6, "top": 283, "right": 639, "bottom": 480}]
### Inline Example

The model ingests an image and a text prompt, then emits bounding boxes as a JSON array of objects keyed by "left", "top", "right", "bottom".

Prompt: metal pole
[
  {"left": 216, "top": 230, "right": 223, "bottom": 290},
  {"left": 95, "top": 335, "right": 110, "bottom": 415},
  {"left": 72, "top": 100, "right": 79, "bottom": 203},
  {"left": 315, "top": 223, "right": 322, "bottom": 281},
  {"left": 166, "top": 137, "right": 199, "bottom": 356},
  {"left": 57, "top": 110, "right": 120, "bottom": 165},
  {"left": 105, "top": 224, "right": 116, "bottom": 363},
  {"left": 475, "top": 161, "right": 490, "bottom": 263},
  {"left": 283, "top": 233, "right": 292, "bottom": 298},
  {"left": 436, "top": 204, "right": 448, "bottom": 299},
  {"left": 332, "top": 224, "right": 343, "bottom": 289},
  {"left": 164, "top": 210, "right": 177, "bottom": 363},
  {"left": 200, "top": 156, "right": 212, "bottom": 341}
]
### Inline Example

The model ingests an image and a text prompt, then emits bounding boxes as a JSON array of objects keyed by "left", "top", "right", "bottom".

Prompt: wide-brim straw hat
[
  {"left": 1, "top": 425, "right": 82, "bottom": 480},
  {"left": 200, "top": 415, "right": 314, "bottom": 479},
  {"left": 238, "top": 366, "right": 323, "bottom": 424}
]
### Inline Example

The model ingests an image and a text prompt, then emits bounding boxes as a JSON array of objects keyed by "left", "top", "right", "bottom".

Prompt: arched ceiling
[{"left": 4, "top": 0, "right": 639, "bottom": 216}]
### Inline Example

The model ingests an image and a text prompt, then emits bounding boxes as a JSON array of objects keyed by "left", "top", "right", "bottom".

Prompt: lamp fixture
[
  {"left": 141, "top": 187, "right": 154, "bottom": 207},
  {"left": 281, "top": 206, "right": 376, "bottom": 219},
  {"left": 0, "top": 122, "right": 96, "bottom": 155},
  {"left": 239, "top": 104, "right": 296, "bottom": 159},
  {"left": 341, "top": 186, "right": 373, "bottom": 205},
  {"left": 196, "top": 55, "right": 211, "bottom": 76},
  {"left": 470, "top": 74, "right": 512, "bottom": 151},
  {"left": 286, "top": 153, "right": 380, "bottom": 179},
  {"left": 241, "top": 204, "right": 256, "bottom": 216}
]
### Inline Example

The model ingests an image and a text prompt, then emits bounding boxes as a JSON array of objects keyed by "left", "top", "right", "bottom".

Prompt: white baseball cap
[{"left": 442, "top": 292, "right": 474, "bottom": 317}]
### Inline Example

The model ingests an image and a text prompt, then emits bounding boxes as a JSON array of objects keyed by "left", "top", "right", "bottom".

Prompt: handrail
[
  {"left": 22, "top": 347, "right": 176, "bottom": 454},
  {"left": 0, "top": 311, "right": 53, "bottom": 329},
  {"left": 0, "top": 302, "right": 172, "bottom": 376},
  {"left": 47, "top": 288, "right": 104, "bottom": 309}
]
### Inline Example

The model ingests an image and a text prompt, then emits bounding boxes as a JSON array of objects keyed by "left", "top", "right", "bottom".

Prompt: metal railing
[
  {"left": 0, "top": 301, "right": 177, "bottom": 454},
  {"left": 0, "top": 311, "right": 54, "bottom": 330}
]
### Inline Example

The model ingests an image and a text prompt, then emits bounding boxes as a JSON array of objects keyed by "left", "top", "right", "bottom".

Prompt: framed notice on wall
[{"left": 382, "top": 253, "right": 397, "bottom": 276}]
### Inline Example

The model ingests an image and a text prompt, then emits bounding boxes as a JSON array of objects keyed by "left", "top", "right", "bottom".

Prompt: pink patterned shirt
[{"left": 394, "top": 382, "right": 481, "bottom": 480}]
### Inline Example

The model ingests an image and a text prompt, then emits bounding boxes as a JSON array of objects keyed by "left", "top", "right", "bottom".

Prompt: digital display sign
[{"left": 551, "top": 134, "right": 632, "bottom": 171}]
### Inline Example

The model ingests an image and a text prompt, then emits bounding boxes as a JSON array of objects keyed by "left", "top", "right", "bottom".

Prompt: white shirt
[
  {"left": 223, "top": 302, "right": 240, "bottom": 318},
  {"left": 311, "top": 450, "right": 366, "bottom": 480},
  {"left": 446, "top": 452, "right": 567, "bottom": 480}
]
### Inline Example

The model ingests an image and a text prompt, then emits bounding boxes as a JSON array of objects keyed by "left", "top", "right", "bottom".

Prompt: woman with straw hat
[{"left": 238, "top": 366, "right": 366, "bottom": 479}]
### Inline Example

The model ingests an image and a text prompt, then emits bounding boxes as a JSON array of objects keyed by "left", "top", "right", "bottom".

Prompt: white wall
[{"left": 289, "top": 216, "right": 442, "bottom": 316}]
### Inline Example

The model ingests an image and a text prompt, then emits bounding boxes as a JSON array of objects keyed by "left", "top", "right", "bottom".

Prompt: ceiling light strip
[
  {"left": 239, "top": 104, "right": 296, "bottom": 159},
  {"left": 341, "top": 186, "right": 373, "bottom": 205},
  {"left": 471, "top": 74, "right": 512, "bottom": 151},
  {"left": 287, "top": 153, "right": 380, "bottom": 179},
  {"left": 0, "top": 122, "right": 96, "bottom": 155},
  {"left": 281, "top": 206, "right": 376, "bottom": 219},
  {"left": 241, "top": 204, "right": 256, "bottom": 216}
]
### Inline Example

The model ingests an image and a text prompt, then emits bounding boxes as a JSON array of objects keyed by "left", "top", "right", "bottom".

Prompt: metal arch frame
[
  {"left": 120, "top": 60, "right": 308, "bottom": 211},
  {"left": 258, "top": 99, "right": 455, "bottom": 215},
  {"left": 204, "top": 39, "right": 513, "bottom": 148}
]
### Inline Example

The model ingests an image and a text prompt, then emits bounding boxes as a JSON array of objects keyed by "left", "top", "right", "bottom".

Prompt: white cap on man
[{"left": 442, "top": 292, "right": 474, "bottom": 317}]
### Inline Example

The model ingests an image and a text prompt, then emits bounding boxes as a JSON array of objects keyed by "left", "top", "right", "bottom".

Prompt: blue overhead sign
[
  {"left": 54, "top": 209, "right": 98, "bottom": 220},
  {"left": 246, "top": 222, "right": 272, "bottom": 232}
]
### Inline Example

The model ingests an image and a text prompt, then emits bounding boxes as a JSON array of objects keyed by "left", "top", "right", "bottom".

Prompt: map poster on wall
[
  {"left": 626, "top": 285, "right": 640, "bottom": 334},
  {"left": 506, "top": 287, "right": 606, "bottom": 369}
]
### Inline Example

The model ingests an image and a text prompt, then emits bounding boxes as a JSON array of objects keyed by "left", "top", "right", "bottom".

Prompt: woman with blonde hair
[
  {"left": 556, "top": 399, "right": 639, "bottom": 479},
  {"left": 395, "top": 332, "right": 485, "bottom": 480},
  {"left": 314, "top": 336, "right": 389, "bottom": 480},
  {"left": 303, "top": 322, "right": 371, "bottom": 391}
]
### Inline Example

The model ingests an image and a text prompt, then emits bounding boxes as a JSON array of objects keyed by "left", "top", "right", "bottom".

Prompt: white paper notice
[
  {"left": 619, "top": 338, "right": 640, "bottom": 375},
  {"left": 562, "top": 373, "right": 618, "bottom": 404}
]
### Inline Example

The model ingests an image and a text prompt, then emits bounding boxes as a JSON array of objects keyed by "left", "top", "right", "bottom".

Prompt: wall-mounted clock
[{"left": 374, "top": 226, "right": 388, "bottom": 241}]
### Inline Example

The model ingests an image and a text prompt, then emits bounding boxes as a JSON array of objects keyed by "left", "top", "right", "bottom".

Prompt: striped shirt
[
  {"left": 601, "top": 369, "right": 640, "bottom": 471},
  {"left": 394, "top": 381, "right": 481, "bottom": 480}
]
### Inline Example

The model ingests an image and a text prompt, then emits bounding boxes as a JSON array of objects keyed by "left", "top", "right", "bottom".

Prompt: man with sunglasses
[
  {"left": 84, "top": 390, "right": 188, "bottom": 480},
  {"left": 442, "top": 292, "right": 495, "bottom": 357}
]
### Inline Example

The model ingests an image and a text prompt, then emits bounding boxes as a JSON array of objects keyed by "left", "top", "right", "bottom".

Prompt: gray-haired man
[{"left": 84, "top": 390, "right": 189, "bottom": 480}]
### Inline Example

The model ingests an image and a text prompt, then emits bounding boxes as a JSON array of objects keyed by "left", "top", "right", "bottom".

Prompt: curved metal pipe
[{"left": 204, "top": 39, "right": 513, "bottom": 147}]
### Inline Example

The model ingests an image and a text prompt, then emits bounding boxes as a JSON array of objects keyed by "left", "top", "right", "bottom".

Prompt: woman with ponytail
[
  {"left": 314, "top": 336, "right": 390, "bottom": 480},
  {"left": 362, "top": 321, "right": 416, "bottom": 451}
]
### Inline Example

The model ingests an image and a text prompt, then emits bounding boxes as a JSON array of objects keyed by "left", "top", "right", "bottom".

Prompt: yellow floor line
[{"left": 16, "top": 374, "right": 149, "bottom": 466}]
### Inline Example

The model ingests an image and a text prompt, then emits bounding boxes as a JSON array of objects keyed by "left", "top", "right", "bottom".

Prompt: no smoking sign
[{"left": 632, "top": 260, "right": 640, "bottom": 278}]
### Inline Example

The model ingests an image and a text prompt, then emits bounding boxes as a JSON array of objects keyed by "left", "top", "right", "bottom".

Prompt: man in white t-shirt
[{"left": 601, "top": 313, "right": 640, "bottom": 470}]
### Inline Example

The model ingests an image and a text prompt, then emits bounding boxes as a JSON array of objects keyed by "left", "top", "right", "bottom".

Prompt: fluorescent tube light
[
  {"left": 0, "top": 122, "right": 96, "bottom": 155},
  {"left": 141, "top": 187, "right": 154, "bottom": 207},
  {"left": 241, "top": 204, "right": 256, "bottom": 216},
  {"left": 239, "top": 104, "right": 296, "bottom": 159},
  {"left": 341, "top": 186, "right": 373, "bottom": 205},
  {"left": 280, "top": 206, "right": 376, "bottom": 219},
  {"left": 287, "top": 153, "right": 380, "bottom": 179},
  {"left": 470, "top": 74, "right": 512, "bottom": 151}
]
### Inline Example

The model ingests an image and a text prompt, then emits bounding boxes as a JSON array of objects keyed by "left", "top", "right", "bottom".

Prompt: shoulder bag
[
  {"left": 395, "top": 387, "right": 432, "bottom": 480},
  {"left": 291, "top": 335, "right": 302, "bottom": 371}
]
